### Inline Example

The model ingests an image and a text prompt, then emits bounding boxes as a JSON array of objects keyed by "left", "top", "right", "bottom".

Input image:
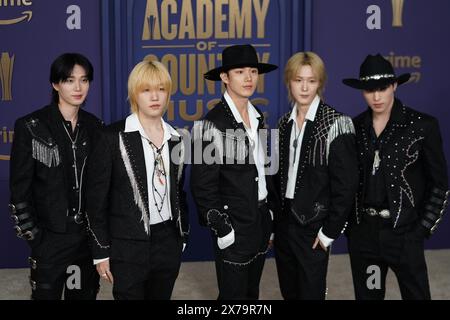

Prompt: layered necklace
[{"left": 149, "top": 141, "right": 168, "bottom": 219}]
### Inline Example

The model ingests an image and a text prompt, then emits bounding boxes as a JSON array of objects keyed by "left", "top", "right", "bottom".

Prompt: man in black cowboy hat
[
  {"left": 191, "top": 44, "right": 277, "bottom": 299},
  {"left": 343, "top": 54, "right": 449, "bottom": 300}
]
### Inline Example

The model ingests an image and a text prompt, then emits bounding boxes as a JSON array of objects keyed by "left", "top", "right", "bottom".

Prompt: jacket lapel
[
  {"left": 168, "top": 138, "right": 179, "bottom": 210},
  {"left": 47, "top": 105, "right": 68, "bottom": 184},
  {"left": 120, "top": 131, "right": 150, "bottom": 219},
  {"left": 297, "top": 119, "right": 315, "bottom": 166},
  {"left": 293, "top": 104, "right": 322, "bottom": 186},
  {"left": 219, "top": 97, "right": 253, "bottom": 163},
  {"left": 280, "top": 118, "right": 292, "bottom": 195}
]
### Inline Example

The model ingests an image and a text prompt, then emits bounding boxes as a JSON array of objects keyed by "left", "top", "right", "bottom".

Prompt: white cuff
[
  {"left": 217, "top": 229, "right": 235, "bottom": 249},
  {"left": 318, "top": 228, "right": 334, "bottom": 248},
  {"left": 93, "top": 257, "right": 109, "bottom": 265},
  {"left": 182, "top": 243, "right": 186, "bottom": 252},
  {"left": 270, "top": 233, "right": 275, "bottom": 241}
]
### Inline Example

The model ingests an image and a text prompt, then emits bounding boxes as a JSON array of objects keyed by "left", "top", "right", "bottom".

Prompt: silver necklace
[
  {"left": 62, "top": 122, "right": 80, "bottom": 189},
  {"left": 292, "top": 122, "right": 304, "bottom": 164}
]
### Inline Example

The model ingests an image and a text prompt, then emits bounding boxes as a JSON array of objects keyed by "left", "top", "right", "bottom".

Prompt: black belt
[
  {"left": 258, "top": 198, "right": 267, "bottom": 208},
  {"left": 151, "top": 219, "right": 175, "bottom": 232}
]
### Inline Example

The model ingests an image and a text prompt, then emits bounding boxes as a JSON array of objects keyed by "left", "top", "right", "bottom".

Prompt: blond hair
[
  {"left": 284, "top": 52, "right": 327, "bottom": 103},
  {"left": 127, "top": 58, "right": 172, "bottom": 114}
]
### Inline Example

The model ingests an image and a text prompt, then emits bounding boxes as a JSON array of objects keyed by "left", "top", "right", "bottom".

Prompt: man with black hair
[
  {"left": 343, "top": 54, "right": 449, "bottom": 300},
  {"left": 191, "top": 44, "right": 277, "bottom": 300},
  {"left": 9, "top": 53, "right": 103, "bottom": 299}
]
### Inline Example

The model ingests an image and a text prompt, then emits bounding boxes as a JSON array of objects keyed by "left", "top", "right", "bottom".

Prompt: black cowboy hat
[
  {"left": 204, "top": 44, "right": 278, "bottom": 81},
  {"left": 342, "top": 54, "right": 410, "bottom": 90}
]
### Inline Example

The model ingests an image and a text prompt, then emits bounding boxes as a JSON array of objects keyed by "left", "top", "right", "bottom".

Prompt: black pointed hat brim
[
  {"left": 204, "top": 62, "right": 278, "bottom": 81},
  {"left": 343, "top": 73, "right": 411, "bottom": 90}
]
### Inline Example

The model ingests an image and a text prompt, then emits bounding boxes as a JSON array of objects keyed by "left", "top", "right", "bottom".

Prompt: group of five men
[{"left": 9, "top": 45, "right": 448, "bottom": 300}]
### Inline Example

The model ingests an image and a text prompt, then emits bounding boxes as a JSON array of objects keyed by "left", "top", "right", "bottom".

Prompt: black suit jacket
[
  {"left": 9, "top": 104, "right": 103, "bottom": 233},
  {"left": 271, "top": 102, "right": 359, "bottom": 239},
  {"left": 352, "top": 99, "right": 449, "bottom": 235},
  {"left": 190, "top": 97, "right": 272, "bottom": 263},
  {"left": 85, "top": 120, "right": 189, "bottom": 261}
]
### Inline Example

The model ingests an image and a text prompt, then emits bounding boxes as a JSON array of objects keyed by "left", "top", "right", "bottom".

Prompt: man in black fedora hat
[
  {"left": 191, "top": 44, "right": 277, "bottom": 299},
  {"left": 343, "top": 54, "right": 449, "bottom": 300}
]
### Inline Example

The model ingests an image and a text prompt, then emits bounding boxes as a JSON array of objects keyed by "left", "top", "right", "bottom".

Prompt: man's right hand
[{"left": 96, "top": 259, "right": 114, "bottom": 284}]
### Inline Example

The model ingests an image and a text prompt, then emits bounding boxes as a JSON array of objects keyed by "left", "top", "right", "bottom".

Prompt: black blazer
[
  {"left": 271, "top": 102, "right": 359, "bottom": 239},
  {"left": 190, "top": 97, "right": 272, "bottom": 263},
  {"left": 85, "top": 120, "right": 189, "bottom": 261},
  {"left": 352, "top": 99, "right": 449, "bottom": 235},
  {"left": 9, "top": 104, "right": 103, "bottom": 233}
]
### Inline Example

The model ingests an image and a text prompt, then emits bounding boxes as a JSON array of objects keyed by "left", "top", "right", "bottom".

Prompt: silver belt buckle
[{"left": 367, "top": 208, "right": 378, "bottom": 216}]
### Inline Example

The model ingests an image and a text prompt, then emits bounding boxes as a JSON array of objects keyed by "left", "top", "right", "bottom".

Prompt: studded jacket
[
  {"left": 190, "top": 97, "right": 273, "bottom": 264},
  {"left": 85, "top": 120, "right": 189, "bottom": 261},
  {"left": 272, "top": 101, "right": 359, "bottom": 239},
  {"left": 9, "top": 104, "right": 103, "bottom": 235},
  {"left": 352, "top": 99, "right": 449, "bottom": 235}
]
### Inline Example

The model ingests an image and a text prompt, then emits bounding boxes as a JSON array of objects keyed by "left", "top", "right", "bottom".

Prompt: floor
[{"left": 1, "top": 249, "right": 449, "bottom": 300}]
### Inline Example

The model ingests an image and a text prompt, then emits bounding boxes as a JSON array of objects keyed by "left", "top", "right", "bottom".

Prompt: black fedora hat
[
  {"left": 342, "top": 54, "right": 410, "bottom": 90},
  {"left": 204, "top": 44, "right": 278, "bottom": 81}
]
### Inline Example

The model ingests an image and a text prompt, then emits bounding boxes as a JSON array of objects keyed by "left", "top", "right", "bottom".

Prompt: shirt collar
[
  {"left": 289, "top": 95, "right": 320, "bottom": 125},
  {"left": 52, "top": 103, "right": 84, "bottom": 126},
  {"left": 388, "top": 98, "right": 406, "bottom": 124},
  {"left": 124, "top": 113, "right": 180, "bottom": 142},
  {"left": 224, "top": 91, "right": 261, "bottom": 125},
  {"left": 362, "top": 98, "right": 405, "bottom": 129}
]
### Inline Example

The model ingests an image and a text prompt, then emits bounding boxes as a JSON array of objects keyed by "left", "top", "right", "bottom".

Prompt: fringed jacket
[
  {"left": 352, "top": 99, "right": 449, "bottom": 235},
  {"left": 9, "top": 104, "right": 103, "bottom": 233},
  {"left": 272, "top": 101, "right": 359, "bottom": 239},
  {"left": 85, "top": 118, "right": 189, "bottom": 261},
  {"left": 190, "top": 97, "right": 273, "bottom": 264}
]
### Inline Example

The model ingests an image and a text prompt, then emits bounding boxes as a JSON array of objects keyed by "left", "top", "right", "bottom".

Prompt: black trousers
[
  {"left": 29, "top": 222, "right": 99, "bottom": 300},
  {"left": 274, "top": 212, "right": 329, "bottom": 300},
  {"left": 213, "top": 245, "right": 266, "bottom": 300},
  {"left": 347, "top": 215, "right": 430, "bottom": 300},
  {"left": 111, "top": 220, "right": 183, "bottom": 300},
  {"left": 212, "top": 204, "right": 270, "bottom": 300}
]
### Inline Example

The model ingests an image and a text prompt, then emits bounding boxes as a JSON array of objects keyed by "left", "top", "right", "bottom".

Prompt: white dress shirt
[
  {"left": 125, "top": 113, "right": 178, "bottom": 225},
  {"left": 224, "top": 91, "right": 268, "bottom": 201},
  {"left": 284, "top": 95, "right": 334, "bottom": 248}
]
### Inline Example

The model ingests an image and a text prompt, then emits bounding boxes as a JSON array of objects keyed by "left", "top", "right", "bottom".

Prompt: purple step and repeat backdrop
[
  {"left": 1, "top": 0, "right": 449, "bottom": 268},
  {"left": 0, "top": 0, "right": 305, "bottom": 267},
  {"left": 311, "top": 0, "right": 450, "bottom": 252}
]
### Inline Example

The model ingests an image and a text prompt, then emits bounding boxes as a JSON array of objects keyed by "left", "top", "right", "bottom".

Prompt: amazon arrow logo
[{"left": 0, "top": 11, "right": 32, "bottom": 25}]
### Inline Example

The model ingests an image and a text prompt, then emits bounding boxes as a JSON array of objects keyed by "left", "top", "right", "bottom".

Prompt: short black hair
[{"left": 49, "top": 53, "right": 93, "bottom": 104}]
